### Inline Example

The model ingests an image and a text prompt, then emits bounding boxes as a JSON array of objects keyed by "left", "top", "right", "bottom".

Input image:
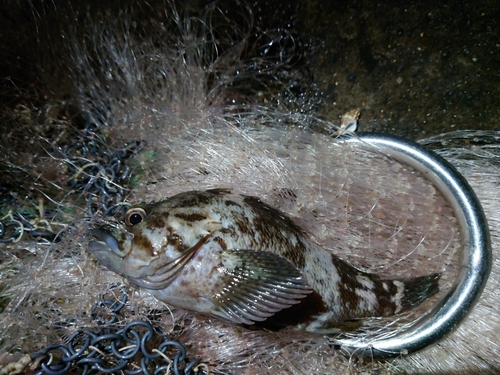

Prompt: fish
[{"left": 88, "top": 188, "right": 440, "bottom": 333}]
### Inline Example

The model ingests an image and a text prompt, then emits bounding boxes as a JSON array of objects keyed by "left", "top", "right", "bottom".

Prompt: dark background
[{"left": 1, "top": 0, "right": 499, "bottom": 140}]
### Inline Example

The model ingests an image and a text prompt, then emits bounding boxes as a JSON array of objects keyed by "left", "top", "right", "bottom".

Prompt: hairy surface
[{"left": 0, "top": 1, "right": 498, "bottom": 374}]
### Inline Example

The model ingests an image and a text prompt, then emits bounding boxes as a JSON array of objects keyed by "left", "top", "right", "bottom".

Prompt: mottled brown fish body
[{"left": 89, "top": 189, "right": 439, "bottom": 333}]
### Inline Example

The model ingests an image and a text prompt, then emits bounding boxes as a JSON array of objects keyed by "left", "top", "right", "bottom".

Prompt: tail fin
[{"left": 390, "top": 273, "right": 440, "bottom": 314}]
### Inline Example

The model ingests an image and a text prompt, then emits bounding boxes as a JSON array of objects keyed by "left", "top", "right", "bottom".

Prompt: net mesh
[{"left": 0, "top": 1, "right": 497, "bottom": 374}]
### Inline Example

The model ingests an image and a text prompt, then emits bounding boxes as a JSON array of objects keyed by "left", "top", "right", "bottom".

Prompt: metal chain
[
  {"left": 63, "top": 121, "right": 146, "bottom": 218},
  {"left": 32, "top": 285, "right": 206, "bottom": 375},
  {"left": 0, "top": 120, "right": 146, "bottom": 244}
]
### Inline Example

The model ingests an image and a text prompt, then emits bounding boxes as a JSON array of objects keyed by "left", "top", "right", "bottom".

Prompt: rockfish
[{"left": 89, "top": 189, "right": 439, "bottom": 333}]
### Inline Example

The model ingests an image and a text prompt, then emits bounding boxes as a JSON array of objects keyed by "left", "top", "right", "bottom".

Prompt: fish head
[
  {"left": 88, "top": 191, "right": 314, "bottom": 325},
  {"left": 88, "top": 197, "right": 222, "bottom": 290}
]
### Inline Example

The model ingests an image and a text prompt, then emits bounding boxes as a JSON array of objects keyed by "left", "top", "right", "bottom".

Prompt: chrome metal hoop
[{"left": 333, "top": 133, "right": 492, "bottom": 359}]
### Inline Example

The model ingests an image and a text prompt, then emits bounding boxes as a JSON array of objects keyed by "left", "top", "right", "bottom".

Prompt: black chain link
[
  {"left": 63, "top": 121, "right": 145, "bottom": 218},
  {"left": 90, "top": 284, "right": 128, "bottom": 326},
  {"left": 32, "top": 285, "right": 205, "bottom": 375},
  {"left": 0, "top": 118, "right": 145, "bottom": 244},
  {"left": 0, "top": 220, "right": 22, "bottom": 243},
  {"left": 0, "top": 214, "right": 63, "bottom": 244}
]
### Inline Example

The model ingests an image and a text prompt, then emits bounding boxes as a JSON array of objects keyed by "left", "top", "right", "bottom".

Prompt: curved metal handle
[{"left": 333, "top": 133, "right": 492, "bottom": 358}]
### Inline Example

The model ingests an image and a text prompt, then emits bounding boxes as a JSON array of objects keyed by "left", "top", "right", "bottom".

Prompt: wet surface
[
  {"left": 0, "top": 0, "right": 498, "bottom": 204},
  {"left": 2, "top": 1, "right": 499, "bottom": 141},
  {"left": 0, "top": 2, "right": 498, "bottom": 374},
  {"left": 298, "top": 0, "right": 500, "bottom": 139}
]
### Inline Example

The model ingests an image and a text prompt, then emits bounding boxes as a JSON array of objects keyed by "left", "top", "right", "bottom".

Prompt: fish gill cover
[{"left": 0, "top": 1, "right": 498, "bottom": 374}]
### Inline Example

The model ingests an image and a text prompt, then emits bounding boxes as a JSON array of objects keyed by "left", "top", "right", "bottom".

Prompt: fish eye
[{"left": 125, "top": 207, "right": 147, "bottom": 226}]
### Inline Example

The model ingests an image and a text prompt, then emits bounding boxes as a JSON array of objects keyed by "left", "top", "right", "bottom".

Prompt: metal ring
[{"left": 333, "top": 133, "right": 492, "bottom": 358}]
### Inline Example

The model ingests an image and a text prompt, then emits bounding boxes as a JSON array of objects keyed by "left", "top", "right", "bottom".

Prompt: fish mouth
[{"left": 89, "top": 228, "right": 129, "bottom": 257}]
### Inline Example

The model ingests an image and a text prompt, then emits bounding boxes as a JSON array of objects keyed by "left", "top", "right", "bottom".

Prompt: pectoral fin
[{"left": 211, "top": 249, "right": 312, "bottom": 325}]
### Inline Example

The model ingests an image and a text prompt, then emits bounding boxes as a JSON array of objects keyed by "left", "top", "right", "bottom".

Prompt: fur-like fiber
[{"left": 0, "top": 2, "right": 498, "bottom": 374}]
